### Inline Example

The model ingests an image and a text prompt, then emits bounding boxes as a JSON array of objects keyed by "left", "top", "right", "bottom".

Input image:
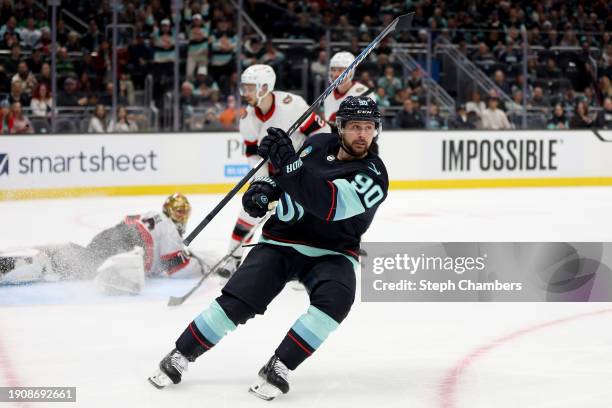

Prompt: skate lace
[
  {"left": 171, "top": 352, "right": 189, "bottom": 374},
  {"left": 273, "top": 358, "right": 288, "bottom": 380}
]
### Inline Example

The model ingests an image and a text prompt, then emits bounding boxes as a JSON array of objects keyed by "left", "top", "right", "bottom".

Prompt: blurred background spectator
[{"left": 0, "top": 0, "right": 608, "bottom": 132}]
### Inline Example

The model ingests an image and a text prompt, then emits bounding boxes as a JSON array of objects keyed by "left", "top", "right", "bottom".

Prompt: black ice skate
[
  {"left": 249, "top": 355, "right": 290, "bottom": 401},
  {"left": 148, "top": 348, "right": 189, "bottom": 389},
  {"left": 216, "top": 255, "right": 241, "bottom": 279}
]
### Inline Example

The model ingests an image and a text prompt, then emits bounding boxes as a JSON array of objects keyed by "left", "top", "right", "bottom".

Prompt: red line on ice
[
  {"left": 438, "top": 307, "right": 612, "bottom": 408},
  {"left": 0, "top": 321, "right": 30, "bottom": 408}
]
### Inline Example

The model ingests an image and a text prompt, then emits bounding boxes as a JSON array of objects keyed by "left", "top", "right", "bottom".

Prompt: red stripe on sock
[
  {"left": 189, "top": 323, "right": 211, "bottom": 350},
  {"left": 287, "top": 332, "right": 312, "bottom": 356}
]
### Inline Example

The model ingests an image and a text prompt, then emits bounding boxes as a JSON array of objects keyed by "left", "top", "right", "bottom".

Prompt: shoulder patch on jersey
[
  {"left": 283, "top": 95, "right": 293, "bottom": 104},
  {"left": 355, "top": 86, "right": 366, "bottom": 93},
  {"left": 299, "top": 145, "right": 313, "bottom": 158},
  {"left": 240, "top": 108, "right": 248, "bottom": 119}
]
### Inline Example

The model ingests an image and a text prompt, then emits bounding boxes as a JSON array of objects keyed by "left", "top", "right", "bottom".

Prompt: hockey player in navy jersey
[{"left": 149, "top": 96, "right": 388, "bottom": 400}]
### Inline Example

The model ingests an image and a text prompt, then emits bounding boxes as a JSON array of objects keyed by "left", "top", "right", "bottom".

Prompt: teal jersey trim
[
  {"left": 332, "top": 179, "right": 366, "bottom": 221},
  {"left": 193, "top": 300, "right": 237, "bottom": 344},
  {"left": 259, "top": 236, "right": 359, "bottom": 269},
  {"left": 291, "top": 306, "right": 339, "bottom": 350}
]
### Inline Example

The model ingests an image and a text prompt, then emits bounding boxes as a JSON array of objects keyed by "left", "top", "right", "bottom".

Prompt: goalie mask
[
  {"left": 163, "top": 193, "right": 191, "bottom": 236},
  {"left": 240, "top": 64, "right": 276, "bottom": 107}
]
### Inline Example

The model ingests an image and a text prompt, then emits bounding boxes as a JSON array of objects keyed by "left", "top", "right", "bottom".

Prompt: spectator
[
  {"left": 65, "top": 31, "right": 81, "bottom": 52},
  {"left": 569, "top": 101, "right": 593, "bottom": 129},
  {"left": 261, "top": 41, "right": 284, "bottom": 72},
  {"left": 0, "top": 31, "right": 18, "bottom": 50},
  {"left": 180, "top": 81, "right": 197, "bottom": 130},
  {"left": 108, "top": 106, "right": 138, "bottom": 132},
  {"left": 242, "top": 36, "right": 265, "bottom": 69},
  {"left": 127, "top": 32, "right": 152, "bottom": 88},
  {"left": 152, "top": 19, "right": 176, "bottom": 91},
  {"left": 193, "top": 66, "right": 219, "bottom": 100},
  {"left": 374, "top": 87, "right": 390, "bottom": 108},
  {"left": 472, "top": 42, "right": 496, "bottom": 74},
  {"left": 18, "top": 17, "right": 40, "bottom": 49},
  {"left": 186, "top": 13, "right": 209, "bottom": 80},
  {"left": 547, "top": 103, "right": 568, "bottom": 129},
  {"left": 56, "top": 47, "right": 75, "bottom": 76},
  {"left": 0, "top": 99, "right": 12, "bottom": 134},
  {"left": 81, "top": 20, "right": 104, "bottom": 52},
  {"left": 529, "top": 86, "right": 549, "bottom": 108},
  {"left": 8, "top": 80, "right": 30, "bottom": 106},
  {"left": 0, "top": 16, "right": 20, "bottom": 43},
  {"left": 393, "top": 98, "right": 424, "bottom": 129},
  {"left": 0, "top": 63, "right": 9, "bottom": 93},
  {"left": 582, "top": 86, "right": 598, "bottom": 108},
  {"left": 594, "top": 97, "right": 612, "bottom": 129},
  {"left": 376, "top": 66, "right": 402, "bottom": 100},
  {"left": 427, "top": 103, "right": 447, "bottom": 129},
  {"left": 310, "top": 50, "right": 327, "bottom": 80},
  {"left": 209, "top": 18, "right": 236, "bottom": 83},
  {"left": 358, "top": 71, "right": 376, "bottom": 90},
  {"left": 55, "top": 19, "right": 68, "bottom": 46},
  {"left": 202, "top": 108, "right": 224, "bottom": 130},
  {"left": 406, "top": 68, "right": 424, "bottom": 95},
  {"left": 88, "top": 104, "right": 108, "bottom": 133},
  {"left": 9, "top": 101, "right": 33, "bottom": 134},
  {"left": 57, "top": 77, "right": 87, "bottom": 107},
  {"left": 481, "top": 95, "right": 511, "bottom": 130},
  {"left": 27, "top": 47, "right": 44, "bottom": 74},
  {"left": 119, "top": 73, "right": 135, "bottom": 105},
  {"left": 30, "top": 83, "right": 52, "bottom": 117},
  {"left": 37, "top": 62, "right": 51, "bottom": 88},
  {"left": 449, "top": 104, "right": 476, "bottom": 129},
  {"left": 1, "top": 44, "right": 21, "bottom": 74},
  {"left": 11, "top": 61, "right": 37, "bottom": 96},
  {"left": 492, "top": 69, "right": 511, "bottom": 95},
  {"left": 38, "top": 27, "right": 51, "bottom": 54},
  {"left": 466, "top": 90, "right": 486, "bottom": 118},
  {"left": 218, "top": 95, "right": 237, "bottom": 128},
  {"left": 539, "top": 57, "right": 561, "bottom": 79}
]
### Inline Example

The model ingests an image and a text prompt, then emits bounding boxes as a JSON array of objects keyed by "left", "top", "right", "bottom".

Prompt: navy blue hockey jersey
[{"left": 260, "top": 133, "right": 388, "bottom": 263}]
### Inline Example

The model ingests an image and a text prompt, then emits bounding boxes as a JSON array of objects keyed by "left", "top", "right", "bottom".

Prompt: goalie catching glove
[{"left": 242, "top": 176, "right": 281, "bottom": 218}]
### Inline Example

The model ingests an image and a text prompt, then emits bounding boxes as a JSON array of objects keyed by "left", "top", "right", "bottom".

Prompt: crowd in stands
[{"left": 0, "top": 0, "right": 611, "bottom": 132}]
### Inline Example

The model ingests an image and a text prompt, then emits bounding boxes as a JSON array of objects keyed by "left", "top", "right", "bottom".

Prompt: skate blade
[
  {"left": 248, "top": 377, "right": 282, "bottom": 401},
  {"left": 148, "top": 369, "right": 172, "bottom": 389}
]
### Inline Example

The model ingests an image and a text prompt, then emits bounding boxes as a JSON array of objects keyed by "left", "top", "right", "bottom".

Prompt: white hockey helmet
[
  {"left": 240, "top": 64, "right": 276, "bottom": 106},
  {"left": 329, "top": 51, "right": 355, "bottom": 82}
]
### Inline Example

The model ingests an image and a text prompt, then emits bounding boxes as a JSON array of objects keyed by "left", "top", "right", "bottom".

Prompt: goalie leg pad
[
  {"left": 94, "top": 247, "right": 145, "bottom": 295},
  {"left": 0, "top": 249, "right": 52, "bottom": 284}
]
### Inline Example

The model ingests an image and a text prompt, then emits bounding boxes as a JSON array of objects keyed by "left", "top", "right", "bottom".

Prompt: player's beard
[{"left": 342, "top": 137, "right": 370, "bottom": 157}]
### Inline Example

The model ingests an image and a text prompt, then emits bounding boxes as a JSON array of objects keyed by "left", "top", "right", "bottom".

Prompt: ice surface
[{"left": 1, "top": 188, "right": 612, "bottom": 407}]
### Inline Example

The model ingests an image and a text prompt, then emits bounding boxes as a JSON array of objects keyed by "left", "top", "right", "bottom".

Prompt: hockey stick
[
  {"left": 183, "top": 13, "right": 414, "bottom": 247},
  {"left": 168, "top": 212, "right": 272, "bottom": 306}
]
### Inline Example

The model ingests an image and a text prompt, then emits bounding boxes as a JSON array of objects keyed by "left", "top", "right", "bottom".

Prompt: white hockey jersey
[
  {"left": 323, "top": 81, "right": 374, "bottom": 123},
  {"left": 240, "top": 90, "right": 329, "bottom": 175},
  {"left": 123, "top": 212, "right": 203, "bottom": 278}
]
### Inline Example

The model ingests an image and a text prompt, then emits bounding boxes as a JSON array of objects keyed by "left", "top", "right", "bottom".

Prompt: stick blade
[
  {"left": 167, "top": 296, "right": 185, "bottom": 306},
  {"left": 394, "top": 12, "right": 415, "bottom": 31}
]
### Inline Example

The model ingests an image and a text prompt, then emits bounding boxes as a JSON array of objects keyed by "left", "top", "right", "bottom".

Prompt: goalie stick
[{"left": 182, "top": 12, "right": 414, "bottom": 247}]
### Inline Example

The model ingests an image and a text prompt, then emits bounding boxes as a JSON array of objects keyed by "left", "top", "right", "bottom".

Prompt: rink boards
[{"left": 1, "top": 130, "right": 612, "bottom": 200}]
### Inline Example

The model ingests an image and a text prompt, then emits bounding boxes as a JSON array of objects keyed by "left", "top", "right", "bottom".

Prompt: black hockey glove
[
  {"left": 257, "top": 127, "right": 299, "bottom": 173},
  {"left": 242, "top": 176, "right": 281, "bottom": 218}
]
